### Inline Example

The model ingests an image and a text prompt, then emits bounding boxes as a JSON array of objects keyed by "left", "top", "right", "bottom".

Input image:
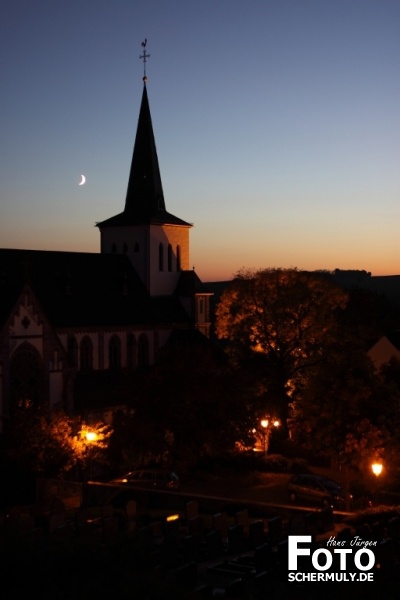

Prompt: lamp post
[
  {"left": 260, "top": 418, "right": 280, "bottom": 454},
  {"left": 370, "top": 460, "right": 383, "bottom": 503},
  {"left": 260, "top": 419, "right": 269, "bottom": 454},
  {"left": 85, "top": 430, "right": 98, "bottom": 480}
]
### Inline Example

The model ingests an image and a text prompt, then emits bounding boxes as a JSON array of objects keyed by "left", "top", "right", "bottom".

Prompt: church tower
[{"left": 96, "top": 47, "right": 192, "bottom": 297}]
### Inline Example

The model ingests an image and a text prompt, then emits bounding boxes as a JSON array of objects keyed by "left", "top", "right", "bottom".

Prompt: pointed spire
[
  {"left": 96, "top": 41, "right": 191, "bottom": 230},
  {"left": 124, "top": 83, "right": 166, "bottom": 217}
]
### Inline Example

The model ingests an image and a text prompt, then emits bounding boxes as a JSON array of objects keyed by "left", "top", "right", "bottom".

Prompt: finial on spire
[{"left": 139, "top": 39, "right": 150, "bottom": 83}]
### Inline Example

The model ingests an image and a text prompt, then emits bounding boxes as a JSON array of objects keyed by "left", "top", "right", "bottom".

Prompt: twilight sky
[{"left": 1, "top": 0, "right": 399, "bottom": 281}]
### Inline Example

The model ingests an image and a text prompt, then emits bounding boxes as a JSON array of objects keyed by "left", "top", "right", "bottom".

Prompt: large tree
[
  {"left": 291, "top": 334, "right": 385, "bottom": 466},
  {"left": 215, "top": 268, "right": 348, "bottom": 435}
]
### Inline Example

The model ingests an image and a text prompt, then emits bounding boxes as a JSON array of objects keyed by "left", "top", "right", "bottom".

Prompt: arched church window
[
  {"left": 80, "top": 336, "right": 93, "bottom": 371},
  {"left": 167, "top": 244, "right": 173, "bottom": 272},
  {"left": 127, "top": 333, "right": 137, "bottom": 369},
  {"left": 138, "top": 334, "right": 149, "bottom": 370},
  {"left": 159, "top": 243, "right": 164, "bottom": 272},
  {"left": 68, "top": 336, "right": 78, "bottom": 368},
  {"left": 176, "top": 245, "right": 181, "bottom": 271},
  {"left": 9, "top": 343, "right": 43, "bottom": 413},
  {"left": 109, "top": 335, "right": 121, "bottom": 370}
]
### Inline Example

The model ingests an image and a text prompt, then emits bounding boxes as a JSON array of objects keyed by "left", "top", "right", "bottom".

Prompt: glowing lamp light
[
  {"left": 371, "top": 462, "right": 383, "bottom": 477},
  {"left": 260, "top": 419, "right": 269, "bottom": 428},
  {"left": 85, "top": 431, "right": 98, "bottom": 443},
  {"left": 166, "top": 514, "right": 180, "bottom": 522}
]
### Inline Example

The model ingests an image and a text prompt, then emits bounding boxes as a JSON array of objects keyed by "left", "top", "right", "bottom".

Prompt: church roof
[
  {"left": 0, "top": 248, "right": 190, "bottom": 330},
  {"left": 175, "top": 270, "right": 214, "bottom": 296},
  {"left": 96, "top": 83, "right": 191, "bottom": 229}
]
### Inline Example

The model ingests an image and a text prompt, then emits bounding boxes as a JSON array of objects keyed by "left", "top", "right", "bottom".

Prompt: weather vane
[{"left": 139, "top": 39, "right": 150, "bottom": 82}]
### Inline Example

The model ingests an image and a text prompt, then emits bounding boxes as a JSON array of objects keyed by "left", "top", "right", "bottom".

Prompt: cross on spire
[{"left": 139, "top": 39, "right": 150, "bottom": 83}]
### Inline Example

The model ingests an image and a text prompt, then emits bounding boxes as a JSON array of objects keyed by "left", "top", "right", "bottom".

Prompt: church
[{"left": 0, "top": 67, "right": 212, "bottom": 424}]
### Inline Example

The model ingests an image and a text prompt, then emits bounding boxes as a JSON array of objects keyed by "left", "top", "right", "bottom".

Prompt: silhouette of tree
[
  {"left": 291, "top": 332, "right": 384, "bottom": 464},
  {"left": 215, "top": 268, "right": 348, "bottom": 436},
  {"left": 2, "top": 409, "right": 111, "bottom": 479}
]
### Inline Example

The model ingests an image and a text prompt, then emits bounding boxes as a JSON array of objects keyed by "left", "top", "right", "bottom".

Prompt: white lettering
[
  {"left": 326, "top": 535, "right": 346, "bottom": 547},
  {"left": 350, "top": 536, "right": 377, "bottom": 548},
  {"left": 354, "top": 549, "right": 375, "bottom": 571},
  {"left": 312, "top": 548, "right": 332, "bottom": 571},
  {"left": 288, "top": 536, "right": 312, "bottom": 570},
  {"left": 288, "top": 534, "right": 376, "bottom": 580},
  {"left": 288, "top": 571, "right": 374, "bottom": 582},
  {"left": 334, "top": 548, "right": 352, "bottom": 570}
]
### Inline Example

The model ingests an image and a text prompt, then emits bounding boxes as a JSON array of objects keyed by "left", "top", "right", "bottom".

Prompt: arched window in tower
[
  {"left": 127, "top": 333, "right": 137, "bottom": 369},
  {"left": 167, "top": 244, "right": 173, "bottom": 272},
  {"left": 159, "top": 243, "right": 164, "bottom": 271},
  {"left": 9, "top": 343, "right": 43, "bottom": 413},
  {"left": 111, "top": 243, "right": 117, "bottom": 254},
  {"left": 80, "top": 336, "right": 93, "bottom": 371},
  {"left": 108, "top": 334, "right": 121, "bottom": 370},
  {"left": 176, "top": 245, "right": 181, "bottom": 271},
  {"left": 68, "top": 336, "right": 78, "bottom": 368},
  {"left": 138, "top": 334, "right": 149, "bottom": 370}
]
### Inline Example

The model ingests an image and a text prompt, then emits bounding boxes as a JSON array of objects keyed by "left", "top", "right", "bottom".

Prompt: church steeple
[
  {"left": 96, "top": 43, "right": 192, "bottom": 297},
  {"left": 96, "top": 68, "right": 189, "bottom": 228},
  {"left": 124, "top": 82, "right": 166, "bottom": 218}
]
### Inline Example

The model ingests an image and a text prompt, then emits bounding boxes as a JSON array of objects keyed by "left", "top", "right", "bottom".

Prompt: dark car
[
  {"left": 110, "top": 469, "right": 180, "bottom": 490},
  {"left": 288, "top": 473, "right": 347, "bottom": 508}
]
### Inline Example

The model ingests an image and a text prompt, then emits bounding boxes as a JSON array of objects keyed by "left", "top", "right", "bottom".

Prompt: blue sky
[{"left": 1, "top": 0, "right": 399, "bottom": 281}]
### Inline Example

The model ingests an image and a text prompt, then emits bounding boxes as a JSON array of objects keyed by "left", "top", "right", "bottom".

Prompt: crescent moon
[{"left": 78, "top": 174, "right": 86, "bottom": 186}]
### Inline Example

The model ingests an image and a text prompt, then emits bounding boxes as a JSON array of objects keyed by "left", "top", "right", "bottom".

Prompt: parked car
[
  {"left": 288, "top": 473, "right": 347, "bottom": 509},
  {"left": 110, "top": 468, "right": 180, "bottom": 490}
]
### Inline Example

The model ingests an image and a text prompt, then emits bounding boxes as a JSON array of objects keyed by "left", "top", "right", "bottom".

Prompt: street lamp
[
  {"left": 84, "top": 430, "right": 98, "bottom": 480},
  {"left": 260, "top": 418, "right": 280, "bottom": 454},
  {"left": 371, "top": 462, "right": 383, "bottom": 477},
  {"left": 260, "top": 419, "right": 269, "bottom": 453},
  {"left": 370, "top": 460, "right": 384, "bottom": 503},
  {"left": 85, "top": 431, "right": 98, "bottom": 444}
]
